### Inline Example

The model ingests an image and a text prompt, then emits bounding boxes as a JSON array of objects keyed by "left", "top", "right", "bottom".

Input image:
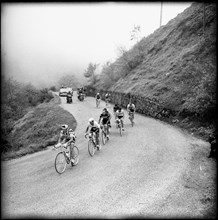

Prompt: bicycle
[
  {"left": 53, "top": 142, "right": 79, "bottom": 174},
  {"left": 129, "top": 112, "right": 134, "bottom": 127},
  {"left": 96, "top": 99, "right": 100, "bottom": 108},
  {"left": 86, "top": 132, "right": 101, "bottom": 156},
  {"left": 105, "top": 98, "right": 110, "bottom": 107},
  {"left": 101, "top": 123, "right": 109, "bottom": 145},
  {"left": 116, "top": 118, "right": 123, "bottom": 136}
]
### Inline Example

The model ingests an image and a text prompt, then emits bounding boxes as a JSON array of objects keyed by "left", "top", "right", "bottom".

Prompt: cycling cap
[
  {"left": 61, "top": 124, "right": 68, "bottom": 129},
  {"left": 103, "top": 108, "right": 107, "bottom": 111},
  {"left": 69, "top": 128, "right": 73, "bottom": 132},
  {"left": 89, "top": 118, "right": 94, "bottom": 123}
]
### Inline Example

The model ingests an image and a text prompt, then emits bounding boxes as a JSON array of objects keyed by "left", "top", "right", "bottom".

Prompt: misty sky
[{"left": 2, "top": 2, "right": 192, "bottom": 87}]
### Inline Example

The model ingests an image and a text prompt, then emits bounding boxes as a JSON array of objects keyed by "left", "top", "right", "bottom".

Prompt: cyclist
[
  {"left": 127, "top": 101, "right": 136, "bottom": 119},
  {"left": 105, "top": 93, "right": 110, "bottom": 106},
  {"left": 115, "top": 106, "right": 125, "bottom": 131},
  {"left": 95, "top": 92, "right": 101, "bottom": 107},
  {"left": 85, "top": 118, "right": 101, "bottom": 150},
  {"left": 66, "top": 91, "right": 72, "bottom": 103},
  {"left": 98, "top": 108, "right": 112, "bottom": 140},
  {"left": 54, "top": 124, "right": 77, "bottom": 163},
  {"left": 113, "top": 104, "right": 119, "bottom": 117}
]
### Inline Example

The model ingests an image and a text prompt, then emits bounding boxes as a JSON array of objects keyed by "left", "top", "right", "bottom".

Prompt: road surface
[{"left": 2, "top": 94, "right": 214, "bottom": 218}]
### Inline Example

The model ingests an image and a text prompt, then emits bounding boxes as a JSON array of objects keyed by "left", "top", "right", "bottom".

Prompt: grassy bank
[{"left": 1, "top": 94, "right": 77, "bottom": 161}]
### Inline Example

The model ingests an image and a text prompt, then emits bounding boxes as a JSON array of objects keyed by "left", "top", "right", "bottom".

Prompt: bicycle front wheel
[
  {"left": 55, "top": 152, "right": 67, "bottom": 174},
  {"left": 101, "top": 130, "right": 106, "bottom": 145},
  {"left": 88, "top": 140, "right": 95, "bottom": 156},
  {"left": 71, "top": 146, "right": 79, "bottom": 166}
]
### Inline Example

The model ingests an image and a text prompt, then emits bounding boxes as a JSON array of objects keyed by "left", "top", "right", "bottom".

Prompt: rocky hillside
[{"left": 94, "top": 3, "right": 216, "bottom": 126}]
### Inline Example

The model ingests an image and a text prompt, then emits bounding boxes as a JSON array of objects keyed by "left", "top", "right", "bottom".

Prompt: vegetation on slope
[
  {"left": 88, "top": 2, "right": 216, "bottom": 138},
  {"left": 1, "top": 77, "right": 77, "bottom": 160}
]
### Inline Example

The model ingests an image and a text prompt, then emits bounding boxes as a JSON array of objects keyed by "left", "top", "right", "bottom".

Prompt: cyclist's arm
[
  {"left": 109, "top": 113, "right": 112, "bottom": 120},
  {"left": 85, "top": 125, "right": 90, "bottom": 134},
  {"left": 98, "top": 116, "right": 102, "bottom": 124}
]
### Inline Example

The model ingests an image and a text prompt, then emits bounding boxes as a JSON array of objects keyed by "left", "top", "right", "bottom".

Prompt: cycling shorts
[{"left": 117, "top": 116, "right": 124, "bottom": 119}]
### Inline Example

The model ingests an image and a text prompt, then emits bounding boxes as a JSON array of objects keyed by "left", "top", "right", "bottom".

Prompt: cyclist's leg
[
  {"left": 95, "top": 129, "right": 100, "bottom": 146},
  {"left": 121, "top": 118, "right": 124, "bottom": 129}
]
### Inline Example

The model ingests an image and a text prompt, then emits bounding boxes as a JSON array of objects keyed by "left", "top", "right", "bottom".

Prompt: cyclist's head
[
  {"left": 97, "top": 92, "right": 99, "bottom": 95},
  {"left": 118, "top": 107, "right": 122, "bottom": 111},
  {"left": 61, "top": 124, "right": 68, "bottom": 130},
  {"left": 89, "top": 118, "right": 94, "bottom": 125},
  {"left": 69, "top": 128, "right": 75, "bottom": 135},
  {"left": 103, "top": 108, "right": 107, "bottom": 113}
]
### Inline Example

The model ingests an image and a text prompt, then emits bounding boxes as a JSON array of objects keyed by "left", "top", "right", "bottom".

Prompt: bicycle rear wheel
[
  {"left": 55, "top": 152, "right": 67, "bottom": 174},
  {"left": 119, "top": 125, "right": 122, "bottom": 136},
  {"left": 71, "top": 146, "right": 79, "bottom": 166},
  {"left": 101, "top": 129, "right": 106, "bottom": 145},
  {"left": 130, "top": 117, "right": 134, "bottom": 127},
  {"left": 88, "top": 140, "right": 95, "bottom": 156}
]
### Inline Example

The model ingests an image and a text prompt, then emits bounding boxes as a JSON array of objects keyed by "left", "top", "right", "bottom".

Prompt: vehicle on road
[
  {"left": 59, "top": 86, "right": 73, "bottom": 97},
  {"left": 78, "top": 93, "right": 85, "bottom": 101},
  {"left": 59, "top": 86, "right": 68, "bottom": 97},
  {"left": 53, "top": 142, "right": 79, "bottom": 174}
]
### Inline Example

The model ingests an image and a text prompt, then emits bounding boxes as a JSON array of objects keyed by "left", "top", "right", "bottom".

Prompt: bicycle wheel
[
  {"left": 119, "top": 125, "right": 122, "bottom": 136},
  {"left": 130, "top": 117, "right": 134, "bottom": 127},
  {"left": 70, "top": 146, "right": 79, "bottom": 166},
  {"left": 88, "top": 140, "right": 95, "bottom": 156},
  {"left": 55, "top": 152, "right": 67, "bottom": 174},
  {"left": 101, "top": 129, "right": 106, "bottom": 145}
]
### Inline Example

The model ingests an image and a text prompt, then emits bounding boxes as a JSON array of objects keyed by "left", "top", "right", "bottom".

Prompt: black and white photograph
[{"left": 1, "top": 2, "right": 216, "bottom": 219}]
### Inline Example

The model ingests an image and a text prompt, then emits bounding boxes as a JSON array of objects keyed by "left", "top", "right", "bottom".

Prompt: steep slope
[{"left": 95, "top": 3, "right": 216, "bottom": 120}]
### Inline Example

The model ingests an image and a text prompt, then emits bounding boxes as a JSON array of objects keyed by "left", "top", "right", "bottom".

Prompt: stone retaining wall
[{"left": 85, "top": 86, "right": 176, "bottom": 120}]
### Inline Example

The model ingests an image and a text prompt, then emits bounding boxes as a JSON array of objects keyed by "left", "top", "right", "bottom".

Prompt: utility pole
[
  {"left": 203, "top": 2, "right": 205, "bottom": 37},
  {"left": 160, "top": 2, "right": 163, "bottom": 27}
]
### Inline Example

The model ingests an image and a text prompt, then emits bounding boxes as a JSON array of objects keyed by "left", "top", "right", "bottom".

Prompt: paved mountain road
[{"left": 2, "top": 95, "right": 211, "bottom": 218}]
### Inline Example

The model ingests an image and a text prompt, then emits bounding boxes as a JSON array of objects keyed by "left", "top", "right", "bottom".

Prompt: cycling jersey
[
  {"left": 127, "top": 104, "right": 135, "bottom": 112},
  {"left": 59, "top": 129, "right": 75, "bottom": 143},
  {"left": 113, "top": 106, "right": 119, "bottom": 113},
  {"left": 86, "top": 121, "right": 100, "bottom": 133},
  {"left": 116, "top": 110, "right": 124, "bottom": 119},
  {"left": 96, "top": 95, "right": 100, "bottom": 99},
  {"left": 99, "top": 112, "right": 111, "bottom": 124}
]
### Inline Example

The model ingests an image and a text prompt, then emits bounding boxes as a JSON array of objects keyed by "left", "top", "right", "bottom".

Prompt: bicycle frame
[
  {"left": 116, "top": 118, "right": 122, "bottom": 136},
  {"left": 96, "top": 99, "right": 100, "bottom": 108},
  {"left": 89, "top": 132, "right": 97, "bottom": 146}
]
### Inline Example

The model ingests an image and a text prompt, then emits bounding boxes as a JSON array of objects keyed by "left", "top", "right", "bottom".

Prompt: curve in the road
[{"left": 2, "top": 94, "right": 209, "bottom": 218}]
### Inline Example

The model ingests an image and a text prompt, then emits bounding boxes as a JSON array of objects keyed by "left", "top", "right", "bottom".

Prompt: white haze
[{"left": 1, "top": 2, "right": 192, "bottom": 88}]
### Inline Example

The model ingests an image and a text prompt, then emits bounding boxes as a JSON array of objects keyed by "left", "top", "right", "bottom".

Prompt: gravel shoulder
[{"left": 1, "top": 95, "right": 216, "bottom": 218}]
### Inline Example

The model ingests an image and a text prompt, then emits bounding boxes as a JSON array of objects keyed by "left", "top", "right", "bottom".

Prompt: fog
[{"left": 1, "top": 2, "right": 192, "bottom": 88}]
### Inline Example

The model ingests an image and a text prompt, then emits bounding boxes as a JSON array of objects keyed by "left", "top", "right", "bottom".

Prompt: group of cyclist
[{"left": 56, "top": 91, "right": 136, "bottom": 155}]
